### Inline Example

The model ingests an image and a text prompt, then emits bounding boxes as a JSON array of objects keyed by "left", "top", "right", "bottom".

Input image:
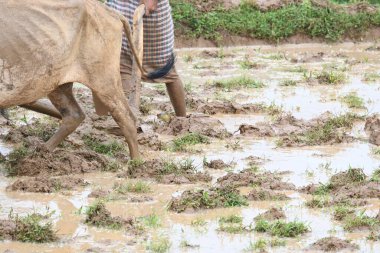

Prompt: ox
[{"left": 0, "top": 0, "right": 173, "bottom": 158}]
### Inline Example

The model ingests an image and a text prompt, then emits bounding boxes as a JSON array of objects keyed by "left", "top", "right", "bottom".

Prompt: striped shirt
[{"left": 106, "top": 0, "right": 174, "bottom": 68}]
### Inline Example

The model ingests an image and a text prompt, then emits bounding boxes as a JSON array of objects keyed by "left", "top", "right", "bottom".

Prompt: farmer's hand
[{"left": 141, "top": 0, "right": 158, "bottom": 16}]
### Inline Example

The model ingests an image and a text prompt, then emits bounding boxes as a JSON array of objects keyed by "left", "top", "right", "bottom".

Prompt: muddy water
[{"left": 1, "top": 42, "right": 380, "bottom": 252}]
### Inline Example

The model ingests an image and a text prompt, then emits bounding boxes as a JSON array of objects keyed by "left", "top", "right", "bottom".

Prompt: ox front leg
[
  {"left": 93, "top": 90, "right": 139, "bottom": 159},
  {"left": 45, "top": 83, "right": 85, "bottom": 150}
]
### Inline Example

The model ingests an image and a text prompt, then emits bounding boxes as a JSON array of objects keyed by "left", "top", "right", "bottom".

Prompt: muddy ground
[{"left": 1, "top": 42, "right": 380, "bottom": 252}]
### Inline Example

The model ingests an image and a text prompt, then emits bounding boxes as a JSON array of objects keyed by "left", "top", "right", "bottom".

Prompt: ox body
[{"left": 0, "top": 0, "right": 167, "bottom": 158}]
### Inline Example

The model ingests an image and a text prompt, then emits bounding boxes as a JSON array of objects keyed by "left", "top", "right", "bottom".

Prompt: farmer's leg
[{"left": 164, "top": 71, "right": 186, "bottom": 117}]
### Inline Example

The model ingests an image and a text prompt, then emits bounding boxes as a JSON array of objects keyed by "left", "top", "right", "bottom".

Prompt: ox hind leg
[
  {"left": 45, "top": 83, "right": 85, "bottom": 150},
  {"left": 92, "top": 87, "right": 139, "bottom": 159}
]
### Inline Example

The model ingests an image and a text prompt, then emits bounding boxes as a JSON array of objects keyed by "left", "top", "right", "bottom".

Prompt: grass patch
[
  {"left": 3, "top": 144, "right": 29, "bottom": 176},
  {"left": 168, "top": 132, "right": 209, "bottom": 152},
  {"left": 315, "top": 70, "right": 346, "bottom": 85},
  {"left": 218, "top": 215, "right": 245, "bottom": 234},
  {"left": 214, "top": 76, "right": 265, "bottom": 90},
  {"left": 146, "top": 235, "right": 171, "bottom": 253},
  {"left": 255, "top": 219, "right": 309, "bottom": 237},
  {"left": 333, "top": 205, "right": 355, "bottom": 221},
  {"left": 340, "top": 92, "right": 365, "bottom": 108},
  {"left": 244, "top": 238, "right": 286, "bottom": 252},
  {"left": 238, "top": 56, "right": 259, "bottom": 69},
  {"left": 191, "top": 217, "right": 207, "bottom": 226},
  {"left": 305, "top": 196, "right": 330, "bottom": 208},
  {"left": 138, "top": 214, "right": 161, "bottom": 228},
  {"left": 11, "top": 212, "right": 56, "bottom": 243},
  {"left": 113, "top": 180, "right": 151, "bottom": 194},
  {"left": 83, "top": 135, "right": 126, "bottom": 157},
  {"left": 172, "top": 1, "right": 380, "bottom": 42},
  {"left": 279, "top": 113, "right": 360, "bottom": 146},
  {"left": 169, "top": 186, "right": 248, "bottom": 212},
  {"left": 84, "top": 202, "right": 124, "bottom": 230},
  {"left": 343, "top": 211, "right": 380, "bottom": 231},
  {"left": 371, "top": 169, "right": 380, "bottom": 182}
]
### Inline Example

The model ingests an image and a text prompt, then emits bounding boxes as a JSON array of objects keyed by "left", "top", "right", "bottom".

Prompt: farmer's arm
[{"left": 140, "top": 0, "right": 158, "bottom": 15}]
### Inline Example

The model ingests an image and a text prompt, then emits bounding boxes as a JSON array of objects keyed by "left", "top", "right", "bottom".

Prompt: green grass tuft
[
  {"left": 113, "top": 180, "right": 151, "bottom": 194},
  {"left": 83, "top": 135, "right": 126, "bottom": 157},
  {"left": 255, "top": 219, "right": 309, "bottom": 237},
  {"left": 214, "top": 76, "right": 265, "bottom": 89},
  {"left": 340, "top": 92, "right": 365, "bottom": 108},
  {"left": 146, "top": 235, "right": 171, "bottom": 253},
  {"left": 169, "top": 133, "right": 209, "bottom": 152}
]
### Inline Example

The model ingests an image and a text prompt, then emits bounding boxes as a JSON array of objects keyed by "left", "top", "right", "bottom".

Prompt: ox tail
[{"left": 118, "top": 14, "right": 174, "bottom": 80}]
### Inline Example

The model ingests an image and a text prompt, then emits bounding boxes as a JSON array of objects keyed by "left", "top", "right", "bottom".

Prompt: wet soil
[
  {"left": 217, "top": 170, "right": 296, "bottom": 190},
  {"left": 246, "top": 188, "right": 289, "bottom": 201},
  {"left": 7, "top": 176, "right": 87, "bottom": 193},
  {"left": 204, "top": 159, "right": 231, "bottom": 170},
  {"left": 308, "top": 237, "right": 358, "bottom": 252},
  {"left": 254, "top": 208, "right": 286, "bottom": 221},
  {"left": 7, "top": 144, "right": 108, "bottom": 177},
  {"left": 118, "top": 158, "right": 212, "bottom": 184},
  {"left": 154, "top": 114, "right": 230, "bottom": 138},
  {"left": 169, "top": 186, "right": 247, "bottom": 213},
  {"left": 365, "top": 114, "right": 380, "bottom": 146},
  {"left": 188, "top": 98, "right": 265, "bottom": 115},
  {"left": 301, "top": 168, "right": 380, "bottom": 207}
]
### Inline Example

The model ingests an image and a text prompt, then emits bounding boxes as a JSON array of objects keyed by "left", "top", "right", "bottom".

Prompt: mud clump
[
  {"left": 169, "top": 186, "right": 248, "bottom": 213},
  {"left": 7, "top": 176, "right": 87, "bottom": 193},
  {"left": 188, "top": 98, "right": 265, "bottom": 115},
  {"left": 204, "top": 159, "right": 230, "bottom": 170},
  {"left": 85, "top": 202, "right": 135, "bottom": 230},
  {"left": 137, "top": 133, "right": 164, "bottom": 151},
  {"left": 88, "top": 189, "right": 111, "bottom": 198},
  {"left": 120, "top": 159, "right": 211, "bottom": 184},
  {"left": 365, "top": 114, "right": 380, "bottom": 146},
  {"left": 242, "top": 113, "right": 359, "bottom": 147},
  {"left": 155, "top": 115, "right": 230, "bottom": 138},
  {"left": 2, "top": 120, "right": 57, "bottom": 143},
  {"left": 247, "top": 188, "right": 289, "bottom": 201},
  {"left": 255, "top": 208, "right": 286, "bottom": 221},
  {"left": 308, "top": 237, "right": 358, "bottom": 252},
  {"left": 5, "top": 143, "right": 109, "bottom": 177},
  {"left": 217, "top": 170, "right": 295, "bottom": 190},
  {"left": 302, "top": 168, "right": 380, "bottom": 207}
]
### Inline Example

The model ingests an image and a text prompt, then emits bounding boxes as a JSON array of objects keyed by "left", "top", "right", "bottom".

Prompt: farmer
[{"left": 106, "top": 0, "right": 187, "bottom": 117}]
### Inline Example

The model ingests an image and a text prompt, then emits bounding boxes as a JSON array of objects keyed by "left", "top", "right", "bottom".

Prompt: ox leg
[
  {"left": 45, "top": 83, "right": 85, "bottom": 150},
  {"left": 93, "top": 89, "right": 139, "bottom": 159}
]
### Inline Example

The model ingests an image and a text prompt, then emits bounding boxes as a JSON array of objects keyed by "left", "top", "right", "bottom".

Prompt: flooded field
[{"left": 1, "top": 42, "right": 380, "bottom": 252}]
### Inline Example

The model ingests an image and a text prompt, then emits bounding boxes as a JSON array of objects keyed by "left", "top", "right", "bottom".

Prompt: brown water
[{"left": 1, "top": 42, "right": 380, "bottom": 252}]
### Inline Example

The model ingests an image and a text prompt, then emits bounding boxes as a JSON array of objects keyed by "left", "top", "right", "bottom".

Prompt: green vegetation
[
  {"left": 371, "top": 169, "right": 380, "bottom": 182},
  {"left": 139, "top": 214, "right": 161, "bottom": 228},
  {"left": 218, "top": 215, "right": 245, "bottom": 234},
  {"left": 333, "top": 205, "right": 355, "bottom": 221},
  {"left": 168, "top": 132, "right": 209, "bottom": 152},
  {"left": 340, "top": 92, "right": 365, "bottom": 108},
  {"left": 214, "top": 76, "right": 265, "bottom": 89},
  {"left": 255, "top": 219, "right": 309, "bottom": 237},
  {"left": 160, "top": 158, "right": 197, "bottom": 175},
  {"left": 4, "top": 144, "right": 29, "bottom": 176},
  {"left": 238, "top": 57, "right": 259, "bottom": 69},
  {"left": 244, "top": 238, "right": 286, "bottom": 252},
  {"left": 315, "top": 70, "right": 346, "bottom": 85},
  {"left": 191, "top": 217, "right": 207, "bottom": 227},
  {"left": 172, "top": 1, "right": 380, "bottom": 42},
  {"left": 305, "top": 196, "right": 330, "bottom": 208},
  {"left": 146, "top": 235, "right": 171, "bottom": 253},
  {"left": 83, "top": 135, "right": 126, "bottom": 157},
  {"left": 169, "top": 187, "right": 248, "bottom": 212},
  {"left": 113, "top": 180, "right": 151, "bottom": 194},
  {"left": 11, "top": 213, "right": 56, "bottom": 243},
  {"left": 279, "top": 114, "right": 360, "bottom": 146},
  {"left": 84, "top": 202, "right": 124, "bottom": 230},
  {"left": 343, "top": 211, "right": 379, "bottom": 231}
]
